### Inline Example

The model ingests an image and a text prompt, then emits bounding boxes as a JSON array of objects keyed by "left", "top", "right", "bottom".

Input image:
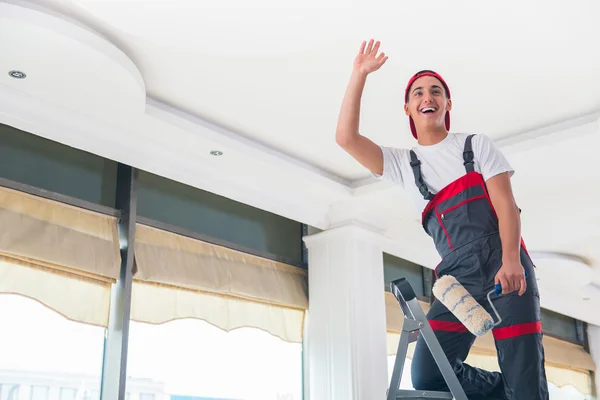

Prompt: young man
[{"left": 336, "top": 39, "right": 549, "bottom": 399}]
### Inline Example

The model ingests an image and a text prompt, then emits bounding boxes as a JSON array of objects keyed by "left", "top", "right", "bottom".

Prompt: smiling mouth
[{"left": 420, "top": 107, "right": 437, "bottom": 114}]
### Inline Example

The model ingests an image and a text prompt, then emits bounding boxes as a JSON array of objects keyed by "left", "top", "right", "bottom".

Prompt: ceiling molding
[
  {"left": 495, "top": 109, "right": 600, "bottom": 154},
  {"left": 0, "top": 84, "right": 335, "bottom": 230},
  {"left": 146, "top": 97, "right": 353, "bottom": 195}
]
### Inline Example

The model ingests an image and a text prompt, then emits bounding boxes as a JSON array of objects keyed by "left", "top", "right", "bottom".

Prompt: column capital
[
  {"left": 303, "top": 221, "right": 384, "bottom": 249},
  {"left": 326, "top": 198, "right": 398, "bottom": 235}
]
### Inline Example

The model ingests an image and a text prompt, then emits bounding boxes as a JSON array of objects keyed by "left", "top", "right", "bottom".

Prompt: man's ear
[
  {"left": 446, "top": 99, "right": 452, "bottom": 112},
  {"left": 404, "top": 103, "right": 410, "bottom": 116}
]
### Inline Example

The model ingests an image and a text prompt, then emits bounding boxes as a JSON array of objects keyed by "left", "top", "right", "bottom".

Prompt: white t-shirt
[{"left": 375, "top": 132, "right": 514, "bottom": 212}]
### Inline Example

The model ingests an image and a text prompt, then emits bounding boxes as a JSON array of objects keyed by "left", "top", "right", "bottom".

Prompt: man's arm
[
  {"left": 486, "top": 172, "right": 527, "bottom": 296},
  {"left": 336, "top": 39, "right": 388, "bottom": 175}
]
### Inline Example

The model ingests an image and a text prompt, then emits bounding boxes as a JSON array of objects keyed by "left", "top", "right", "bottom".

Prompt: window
[
  {"left": 0, "top": 123, "right": 118, "bottom": 207},
  {"left": 0, "top": 295, "right": 104, "bottom": 399},
  {"left": 82, "top": 390, "right": 100, "bottom": 400},
  {"left": 137, "top": 170, "right": 303, "bottom": 266},
  {"left": 387, "top": 356, "right": 414, "bottom": 390},
  {"left": 31, "top": 386, "right": 49, "bottom": 400},
  {"left": 383, "top": 253, "right": 426, "bottom": 299},
  {"left": 59, "top": 388, "right": 77, "bottom": 400},
  {"left": 127, "top": 319, "right": 303, "bottom": 399},
  {"left": 541, "top": 308, "right": 582, "bottom": 344},
  {"left": 0, "top": 385, "right": 19, "bottom": 400},
  {"left": 548, "top": 382, "right": 589, "bottom": 399}
]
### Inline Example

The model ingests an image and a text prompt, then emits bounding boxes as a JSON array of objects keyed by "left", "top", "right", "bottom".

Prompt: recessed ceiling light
[
  {"left": 210, "top": 150, "right": 223, "bottom": 156},
  {"left": 8, "top": 70, "right": 26, "bottom": 79}
]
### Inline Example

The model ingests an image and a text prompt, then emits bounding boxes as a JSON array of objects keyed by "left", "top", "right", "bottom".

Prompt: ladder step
[{"left": 394, "top": 389, "right": 454, "bottom": 399}]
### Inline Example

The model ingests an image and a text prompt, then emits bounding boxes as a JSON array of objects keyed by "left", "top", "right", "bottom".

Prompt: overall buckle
[
  {"left": 410, "top": 159, "right": 421, "bottom": 168},
  {"left": 463, "top": 150, "right": 474, "bottom": 167}
]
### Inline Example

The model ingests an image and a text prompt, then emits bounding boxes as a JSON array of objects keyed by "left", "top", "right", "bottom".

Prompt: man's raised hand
[{"left": 354, "top": 39, "right": 388, "bottom": 75}]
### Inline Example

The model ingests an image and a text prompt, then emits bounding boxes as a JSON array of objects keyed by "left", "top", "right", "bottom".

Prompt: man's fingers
[
  {"left": 358, "top": 40, "right": 366, "bottom": 54},
  {"left": 496, "top": 266, "right": 528, "bottom": 295},
  {"left": 372, "top": 40, "right": 381, "bottom": 55},
  {"left": 365, "top": 39, "right": 373, "bottom": 54},
  {"left": 518, "top": 276, "right": 527, "bottom": 296},
  {"left": 499, "top": 276, "right": 510, "bottom": 295}
]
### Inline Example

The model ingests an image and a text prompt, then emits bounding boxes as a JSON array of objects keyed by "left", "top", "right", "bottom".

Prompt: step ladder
[{"left": 387, "top": 278, "right": 468, "bottom": 400}]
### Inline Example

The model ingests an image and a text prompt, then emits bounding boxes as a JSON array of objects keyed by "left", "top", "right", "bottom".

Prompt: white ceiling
[{"left": 1, "top": 0, "right": 600, "bottom": 325}]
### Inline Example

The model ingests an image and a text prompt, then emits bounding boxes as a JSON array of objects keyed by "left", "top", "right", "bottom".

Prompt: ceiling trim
[
  {"left": 0, "top": 83, "right": 333, "bottom": 229},
  {"left": 495, "top": 109, "right": 600, "bottom": 153},
  {"left": 146, "top": 97, "right": 352, "bottom": 194}
]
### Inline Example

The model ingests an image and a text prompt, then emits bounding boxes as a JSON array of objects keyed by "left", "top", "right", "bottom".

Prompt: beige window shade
[
  {"left": 0, "top": 186, "right": 121, "bottom": 327},
  {"left": 133, "top": 223, "right": 308, "bottom": 343},
  {"left": 0, "top": 186, "right": 121, "bottom": 280},
  {"left": 0, "top": 256, "right": 112, "bottom": 326},
  {"left": 385, "top": 291, "right": 595, "bottom": 394},
  {"left": 131, "top": 281, "right": 305, "bottom": 343}
]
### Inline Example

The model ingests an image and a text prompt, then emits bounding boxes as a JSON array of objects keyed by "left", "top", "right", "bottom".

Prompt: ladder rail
[
  {"left": 405, "top": 298, "right": 468, "bottom": 400},
  {"left": 387, "top": 322, "right": 412, "bottom": 400}
]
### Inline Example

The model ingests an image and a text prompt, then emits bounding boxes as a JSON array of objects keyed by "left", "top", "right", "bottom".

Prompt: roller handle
[
  {"left": 493, "top": 270, "right": 529, "bottom": 296},
  {"left": 493, "top": 284, "right": 503, "bottom": 296}
]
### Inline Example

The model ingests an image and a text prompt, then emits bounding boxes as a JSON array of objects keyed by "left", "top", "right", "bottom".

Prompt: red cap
[{"left": 404, "top": 70, "right": 451, "bottom": 139}]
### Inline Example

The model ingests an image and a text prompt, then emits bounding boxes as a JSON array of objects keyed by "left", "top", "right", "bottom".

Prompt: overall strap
[
  {"left": 463, "top": 134, "right": 476, "bottom": 173},
  {"left": 409, "top": 150, "right": 434, "bottom": 200}
]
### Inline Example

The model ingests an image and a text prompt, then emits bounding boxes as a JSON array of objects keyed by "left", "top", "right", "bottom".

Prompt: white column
[
  {"left": 588, "top": 324, "right": 600, "bottom": 398},
  {"left": 303, "top": 223, "right": 388, "bottom": 400}
]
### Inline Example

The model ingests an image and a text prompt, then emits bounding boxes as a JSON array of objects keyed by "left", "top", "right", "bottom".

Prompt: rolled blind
[
  {"left": 132, "top": 223, "right": 308, "bottom": 342},
  {"left": 0, "top": 186, "right": 120, "bottom": 326}
]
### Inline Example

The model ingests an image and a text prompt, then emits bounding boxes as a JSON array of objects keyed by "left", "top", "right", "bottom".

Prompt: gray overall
[{"left": 409, "top": 134, "right": 549, "bottom": 399}]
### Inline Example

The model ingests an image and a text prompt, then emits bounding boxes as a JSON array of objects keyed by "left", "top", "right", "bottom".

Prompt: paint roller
[{"left": 432, "top": 272, "right": 527, "bottom": 337}]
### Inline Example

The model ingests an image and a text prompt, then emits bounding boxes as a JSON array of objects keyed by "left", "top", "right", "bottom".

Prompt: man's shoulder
[
  {"left": 451, "top": 132, "right": 496, "bottom": 149},
  {"left": 381, "top": 145, "right": 411, "bottom": 158},
  {"left": 379, "top": 146, "right": 412, "bottom": 174},
  {"left": 450, "top": 132, "right": 482, "bottom": 142},
  {"left": 469, "top": 133, "right": 502, "bottom": 154}
]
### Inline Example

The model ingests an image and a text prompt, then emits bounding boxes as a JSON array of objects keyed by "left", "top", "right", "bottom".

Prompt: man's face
[{"left": 404, "top": 75, "right": 452, "bottom": 130}]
